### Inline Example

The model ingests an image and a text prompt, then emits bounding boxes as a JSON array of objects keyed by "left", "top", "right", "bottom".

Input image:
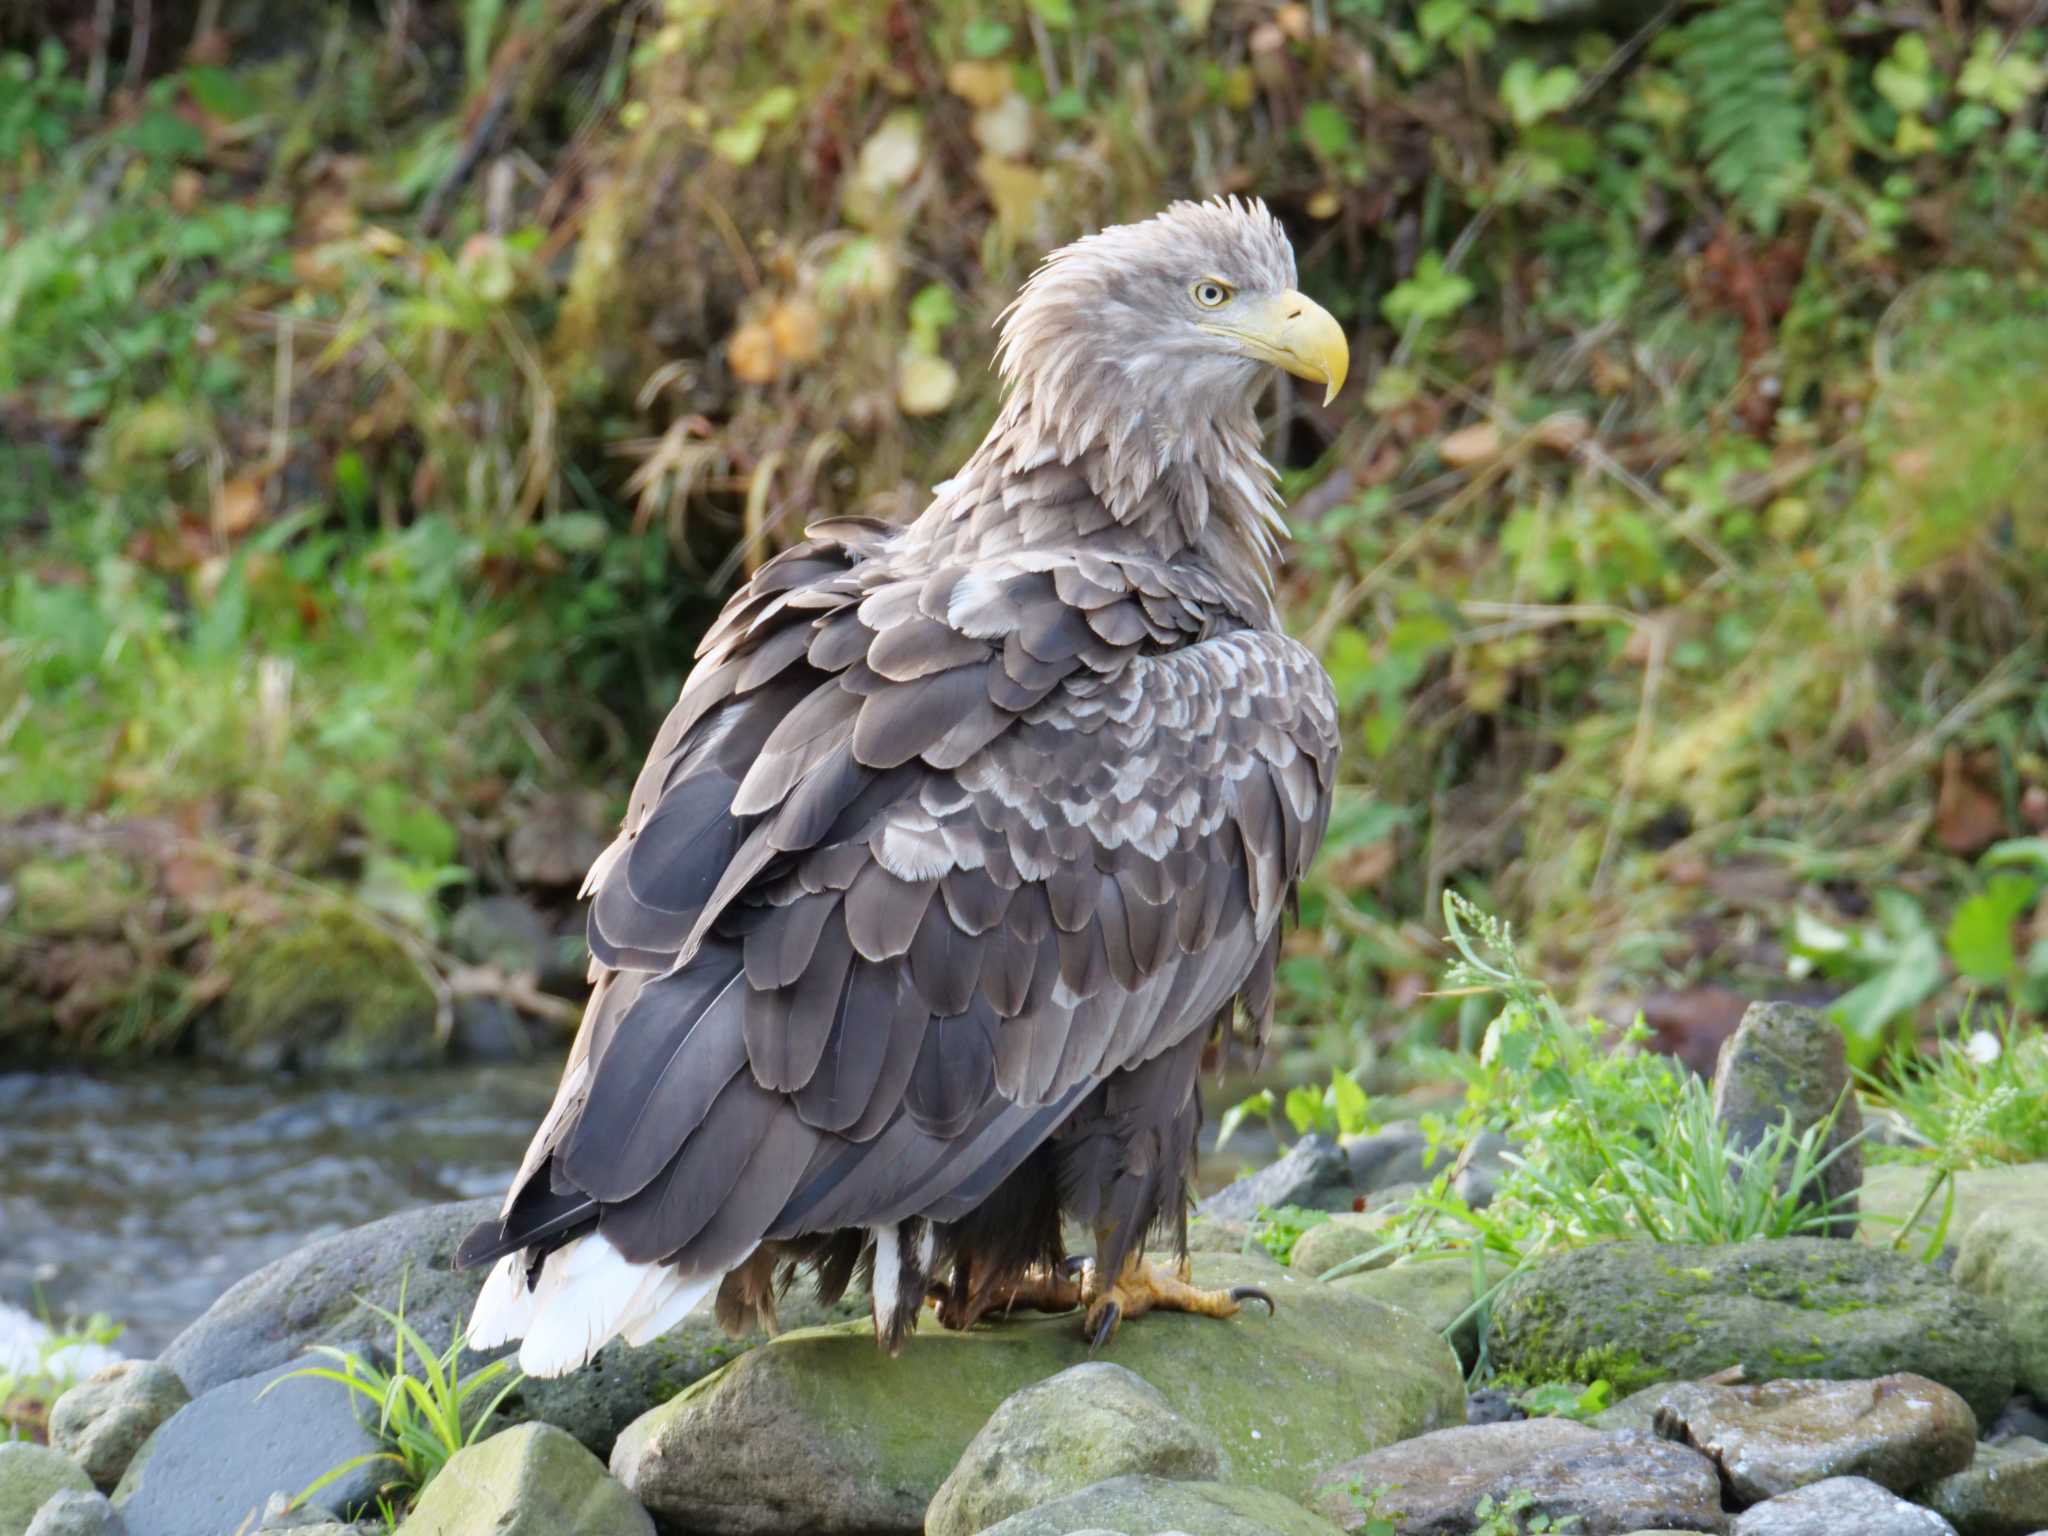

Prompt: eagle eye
[{"left": 1192, "top": 279, "right": 1233, "bottom": 308}]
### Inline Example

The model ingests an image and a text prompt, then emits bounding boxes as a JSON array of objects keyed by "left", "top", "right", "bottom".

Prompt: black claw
[
  {"left": 1230, "top": 1285, "right": 1276, "bottom": 1315},
  {"left": 1089, "top": 1302, "right": 1121, "bottom": 1352},
  {"left": 1058, "top": 1253, "right": 1089, "bottom": 1279}
]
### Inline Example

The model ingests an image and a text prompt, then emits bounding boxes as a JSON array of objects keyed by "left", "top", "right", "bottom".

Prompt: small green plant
[
  {"left": 1862, "top": 1015, "right": 2048, "bottom": 1169},
  {"left": 1322, "top": 896, "right": 1862, "bottom": 1322},
  {"left": 1249, "top": 1204, "right": 1334, "bottom": 1266},
  {"left": 1512, "top": 1378, "right": 1612, "bottom": 1421},
  {"left": 268, "top": 1284, "right": 522, "bottom": 1513},
  {"left": 1473, "top": 1488, "right": 1581, "bottom": 1535},
  {"left": 1344, "top": 1479, "right": 1403, "bottom": 1536},
  {"left": 1217, "top": 1067, "right": 1376, "bottom": 1150},
  {"left": 0, "top": 1305, "right": 123, "bottom": 1442}
]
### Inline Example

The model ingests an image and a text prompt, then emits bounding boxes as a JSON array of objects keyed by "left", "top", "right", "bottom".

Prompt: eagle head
[{"left": 995, "top": 197, "right": 1349, "bottom": 439}]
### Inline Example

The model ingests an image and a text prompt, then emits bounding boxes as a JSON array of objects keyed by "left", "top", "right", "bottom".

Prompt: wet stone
[
  {"left": 23, "top": 1489, "right": 125, "bottom": 1536},
  {"left": 925, "top": 1363, "right": 1225, "bottom": 1536},
  {"left": 1310, "top": 1419, "right": 1599, "bottom": 1533},
  {"left": 1652, "top": 1374, "right": 1978, "bottom": 1502},
  {"left": 1921, "top": 1436, "right": 2048, "bottom": 1536},
  {"left": 1729, "top": 1476, "right": 1957, "bottom": 1535},
  {"left": 0, "top": 1444, "right": 95, "bottom": 1536},
  {"left": 111, "top": 1354, "right": 384, "bottom": 1536},
  {"left": 47, "top": 1363, "right": 190, "bottom": 1491},
  {"left": 1196, "top": 1135, "right": 1353, "bottom": 1222}
]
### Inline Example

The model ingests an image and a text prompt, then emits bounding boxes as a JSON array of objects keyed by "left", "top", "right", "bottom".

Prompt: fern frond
[{"left": 1673, "top": 0, "right": 1810, "bottom": 232}]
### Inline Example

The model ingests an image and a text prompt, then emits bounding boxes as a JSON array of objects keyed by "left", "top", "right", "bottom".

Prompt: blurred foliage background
[{"left": 1, "top": 0, "right": 2044, "bottom": 1083}]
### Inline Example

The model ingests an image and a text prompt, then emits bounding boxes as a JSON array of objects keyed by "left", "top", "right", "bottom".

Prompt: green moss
[
  {"left": 11, "top": 853, "right": 149, "bottom": 936},
  {"left": 217, "top": 906, "right": 439, "bottom": 1071}
]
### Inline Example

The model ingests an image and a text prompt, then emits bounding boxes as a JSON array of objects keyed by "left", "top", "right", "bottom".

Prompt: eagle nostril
[{"left": 1286, "top": 307, "right": 1302, "bottom": 320}]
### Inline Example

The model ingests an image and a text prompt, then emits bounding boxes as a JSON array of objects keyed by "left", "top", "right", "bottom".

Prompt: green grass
[
  {"left": 1862, "top": 1014, "right": 2048, "bottom": 1168},
  {"left": 0, "top": 1302, "right": 123, "bottom": 1443},
  {"left": 267, "top": 1287, "right": 521, "bottom": 1516}
]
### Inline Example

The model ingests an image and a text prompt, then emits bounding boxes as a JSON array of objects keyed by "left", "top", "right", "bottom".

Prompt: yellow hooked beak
[{"left": 1199, "top": 290, "right": 1350, "bottom": 405}]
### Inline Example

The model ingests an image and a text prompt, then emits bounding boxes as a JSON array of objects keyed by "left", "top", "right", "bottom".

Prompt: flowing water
[
  {"left": 0, "top": 1063, "right": 560, "bottom": 1355},
  {"left": 0, "top": 1060, "right": 1275, "bottom": 1358}
]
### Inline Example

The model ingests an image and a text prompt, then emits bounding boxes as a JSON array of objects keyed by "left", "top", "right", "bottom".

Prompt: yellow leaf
[
  {"left": 215, "top": 475, "right": 265, "bottom": 537},
  {"left": 727, "top": 321, "right": 779, "bottom": 385},
  {"left": 976, "top": 155, "right": 1048, "bottom": 241},
  {"left": 1440, "top": 421, "right": 1503, "bottom": 468},
  {"left": 973, "top": 95, "right": 1034, "bottom": 160},
  {"left": 1307, "top": 189, "right": 1341, "bottom": 220},
  {"left": 768, "top": 298, "right": 823, "bottom": 366},
  {"left": 946, "top": 60, "right": 1013, "bottom": 110},
  {"left": 897, "top": 351, "right": 959, "bottom": 416}
]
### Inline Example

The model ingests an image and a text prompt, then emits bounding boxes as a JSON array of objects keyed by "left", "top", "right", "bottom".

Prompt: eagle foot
[
  {"left": 929, "top": 1261, "right": 1086, "bottom": 1331},
  {"left": 1083, "top": 1253, "right": 1274, "bottom": 1351}
]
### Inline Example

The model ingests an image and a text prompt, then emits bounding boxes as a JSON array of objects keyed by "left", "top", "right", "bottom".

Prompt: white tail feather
[{"left": 465, "top": 1234, "right": 719, "bottom": 1377}]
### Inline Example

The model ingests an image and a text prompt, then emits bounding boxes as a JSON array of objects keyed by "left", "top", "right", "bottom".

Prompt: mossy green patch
[
  {"left": 1488, "top": 1237, "right": 2015, "bottom": 1421},
  {"left": 213, "top": 906, "right": 438, "bottom": 1071},
  {"left": 611, "top": 1254, "right": 1464, "bottom": 1533}
]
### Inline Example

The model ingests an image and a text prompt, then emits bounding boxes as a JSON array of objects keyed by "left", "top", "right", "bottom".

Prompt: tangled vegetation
[{"left": 0, "top": 0, "right": 2043, "bottom": 1071}]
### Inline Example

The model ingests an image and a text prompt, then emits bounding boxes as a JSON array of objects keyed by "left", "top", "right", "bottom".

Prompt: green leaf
[
  {"left": 711, "top": 120, "right": 767, "bottom": 167},
  {"left": 1873, "top": 34, "right": 1935, "bottom": 117},
  {"left": 1301, "top": 101, "right": 1355, "bottom": 159},
  {"left": 1827, "top": 930, "right": 1944, "bottom": 1059},
  {"left": 1382, "top": 253, "right": 1475, "bottom": 328},
  {"left": 962, "top": 18, "right": 1013, "bottom": 57},
  {"left": 1982, "top": 837, "right": 2048, "bottom": 875},
  {"left": 1500, "top": 58, "right": 1579, "bottom": 126},
  {"left": 1284, "top": 1083, "right": 1328, "bottom": 1136},
  {"left": 1027, "top": 0, "right": 1077, "bottom": 27},
  {"left": 1946, "top": 872, "right": 2039, "bottom": 983},
  {"left": 185, "top": 65, "right": 261, "bottom": 123},
  {"left": 1331, "top": 1070, "right": 1373, "bottom": 1138}
]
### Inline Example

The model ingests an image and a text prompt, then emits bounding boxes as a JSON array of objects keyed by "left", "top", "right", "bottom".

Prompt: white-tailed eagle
[{"left": 459, "top": 197, "right": 1347, "bottom": 1374}]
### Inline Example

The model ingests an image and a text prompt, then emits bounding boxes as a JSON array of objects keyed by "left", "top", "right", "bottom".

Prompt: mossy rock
[
  {"left": 210, "top": 907, "right": 439, "bottom": 1071},
  {"left": 10, "top": 854, "right": 150, "bottom": 937},
  {"left": 1289, "top": 1210, "right": 1401, "bottom": 1278},
  {"left": 610, "top": 1253, "right": 1466, "bottom": 1535},
  {"left": 975, "top": 1475, "right": 1344, "bottom": 1536},
  {"left": 1488, "top": 1237, "right": 2015, "bottom": 1422},
  {"left": 1859, "top": 1161, "right": 2048, "bottom": 1261},
  {"left": 1330, "top": 1254, "right": 1512, "bottom": 1372}
]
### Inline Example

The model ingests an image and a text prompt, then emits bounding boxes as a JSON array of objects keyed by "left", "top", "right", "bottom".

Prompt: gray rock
[
  {"left": 1330, "top": 1255, "right": 1512, "bottom": 1373},
  {"left": 1321, "top": 1426, "right": 1725, "bottom": 1534},
  {"left": 975, "top": 1476, "right": 1344, "bottom": 1536},
  {"left": 1592, "top": 1382, "right": 1682, "bottom": 1436},
  {"left": 1183, "top": 1215, "right": 1252, "bottom": 1254},
  {"left": 158, "top": 1199, "right": 856, "bottom": 1459},
  {"left": 159, "top": 1199, "right": 499, "bottom": 1397},
  {"left": 450, "top": 998, "right": 531, "bottom": 1062},
  {"left": 1289, "top": 1211, "right": 1401, "bottom": 1278},
  {"left": 1730, "top": 1476, "right": 1958, "bottom": 1535},
  {"left": 1991, "top": 1397, "right": 2048, "bottom": 1445},
  {"left": 926, "top": 1363, "right": 1226, "bottom": 1536},
  {"left": 1465, "top": 1389, "right": 1525, "bottom": 1426},
  {"left": 0, "top": 1444, "right": 93, "bottom": 1536},
  {"left": 610, "top": 1253, "right": 1464, "bottom": 1534},
  {"left": 1859, "top": 1164, "right": 2048, "bottom": 1263},
  {"left": 506, "top": 793, "right": 607, "bottom": 888},
  {"left": 1308, "top": 1419, "right": 1599, "bottom": 1532},
  {"left": 256, "top": 1492, "right": 357, "bottom": 1530},
  {"left": 448, "top": 896, "right": 552, "bottom": 974},
  {"left": 1489, "top": 1238, "right": 2016, "bottom": 1422},
  {"left": 1452, "top": 1129, "right": 1512, "bottom": 1211},
  {"left": 1922, "top": 1436, "right": 2048, "bottom": 1536},
  {"left": 1343, "top": 1124, "right": 1433, "bottom": 1195},
  {"left": 1711, "top": 1002, "right": 1863, "bottom": 1238},
  {"left": 23, "top": 1490, "right": 123, "bottom": 1536},
  {"left": 48, "top": 1363, "right": 190, "bottom": 1490},
  {"left": 1652, "top": 1374, "right": 1976, "bottom": 1502},
  {"left": 395, "top": 1423, "right": 652, "bottom": 1536},
  {"left": 1196, "top": 1136, "right": 1352, "bottom": 1222},
  {"left": 1956, "top": 1198, "right": 2048, "bottom": 1400},
  {"left": 111, "top": 1354, "right": 385, "bottom": 1536}
]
